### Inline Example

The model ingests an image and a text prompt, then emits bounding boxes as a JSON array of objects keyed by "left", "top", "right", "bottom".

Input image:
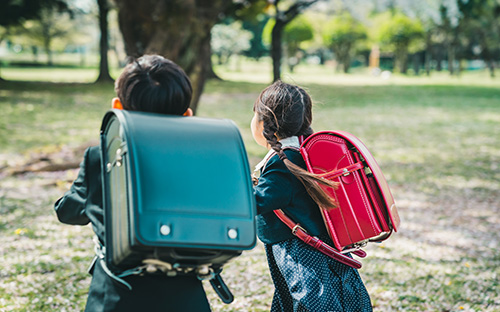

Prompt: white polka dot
[{"left": 265, "top": 238, "right": 372, "bottom": 311}]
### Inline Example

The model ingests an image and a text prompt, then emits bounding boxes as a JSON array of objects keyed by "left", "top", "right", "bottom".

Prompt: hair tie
[
  {"left": 134, "top": 59, "right": 142, "bottom": 70},
  {"left": 278, "top": 150, "right": 287, "bottom": 161}
]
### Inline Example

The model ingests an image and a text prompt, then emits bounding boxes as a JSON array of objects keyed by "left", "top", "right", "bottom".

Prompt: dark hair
[
  {"left": 254, "top": 80, "right": 338, "bottom": 209},
  {"left": 115, "top": 55, "right": 192, "bottom": 115}
]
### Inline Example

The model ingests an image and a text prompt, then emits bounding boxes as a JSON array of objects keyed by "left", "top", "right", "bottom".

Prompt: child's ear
[
  {"left": 112, "top": 97, "right": 123, "bottom": 110},
  {"left": 183, "top": 108, "right": 193, "bottom": 116}
]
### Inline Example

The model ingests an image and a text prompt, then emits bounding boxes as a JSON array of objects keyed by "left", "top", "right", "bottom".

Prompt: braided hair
[{"left": 254, "top": 80, "right": 338, "bottom": 209}]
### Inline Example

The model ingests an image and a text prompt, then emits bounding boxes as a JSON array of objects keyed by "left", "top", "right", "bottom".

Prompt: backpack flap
[
  {"left": 300, "top": 131, "right": 400, "bottom": 251},
  {"left": 101, "top": 109, "right": 256, "bottom": 270},
  {"left": 332, "top": 131, "right": 400, "bottom": 232}
]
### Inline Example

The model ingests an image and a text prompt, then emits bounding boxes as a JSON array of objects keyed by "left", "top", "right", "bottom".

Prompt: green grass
[
  {"left": 0, "top": 81, "right": 113, "bottom": 153},
  {"left": 1, "top": 63, "right": 499, "bottom": 311}
]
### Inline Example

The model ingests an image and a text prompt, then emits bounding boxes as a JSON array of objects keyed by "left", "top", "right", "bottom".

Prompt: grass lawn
[{"left": 0, "top": 61, "right": 499, "bottom": 311}]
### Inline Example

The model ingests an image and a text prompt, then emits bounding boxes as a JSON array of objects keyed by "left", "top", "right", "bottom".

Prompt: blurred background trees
[
  {"left": 1, "top": 0, "right": 499, "bottom": 107},
  {"left": 378, "top": 12, "right": 424, "bottom": 74},
  {"left": 322, "top": 12, "right": 367, "bottom": 73},
  {"left": 211, "top": 21, "right": 253, "bottom": 68}
]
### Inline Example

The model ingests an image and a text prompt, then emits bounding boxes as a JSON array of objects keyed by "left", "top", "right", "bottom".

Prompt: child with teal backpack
[
  {"left": 251, "top": 80, "right": 372, "bottom": 311},
  {"left": 54, "top": 55, "right": 212, "bottom": 312}
]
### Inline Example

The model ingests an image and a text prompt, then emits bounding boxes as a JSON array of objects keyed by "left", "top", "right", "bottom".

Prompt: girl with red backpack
[{"left": 251, "top": 80, "right": 372, "bottom": 311}]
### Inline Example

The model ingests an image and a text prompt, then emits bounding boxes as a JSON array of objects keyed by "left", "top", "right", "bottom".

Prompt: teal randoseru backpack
[{"left": 100, "top": 109, "right": 256, "bottom": 303}]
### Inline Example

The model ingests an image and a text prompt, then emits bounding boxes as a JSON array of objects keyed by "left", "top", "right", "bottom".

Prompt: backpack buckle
[{"left": 292, "top": 224, "right": 307, "bottom": 235}]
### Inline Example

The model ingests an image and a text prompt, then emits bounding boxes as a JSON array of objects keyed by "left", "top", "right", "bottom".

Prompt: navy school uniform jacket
[
  {"left": 54, "top": 146, "right": 211, "bottom": 312},
  {"left": 254, "top": 148, "right": 330, "bottom": 245}
]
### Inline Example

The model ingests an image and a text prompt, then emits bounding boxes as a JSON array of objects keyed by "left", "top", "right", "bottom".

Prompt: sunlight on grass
[
  {"left": 1, "top": 64, "right": 499, "bottom": 311},
  {"left": 0, "top": 81, "right": 113, "bottom": 154},
  {"left": 1, "top": 67, "right": 122, "bottom": 83},
  {"left": 214, "top": 58, "right": 500, "bottom": 88},
  {"left": 2, "top": 67, "right": 100, "bottom": 83}
]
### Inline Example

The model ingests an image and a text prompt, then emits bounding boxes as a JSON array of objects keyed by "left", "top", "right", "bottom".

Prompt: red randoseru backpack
[{"left": 274, "top": 131, "right": 401, "bottom": 269}]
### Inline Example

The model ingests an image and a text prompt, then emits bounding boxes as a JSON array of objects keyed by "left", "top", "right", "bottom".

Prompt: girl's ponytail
[
  {"left": 281, "top": 152, "right": 338, "bottom": 209},
  {"left": 256, "top": 80, "right": 339, "bottom": 210},
  {"left": 267, "top": 135, "right": 338, "bottom": 210}
]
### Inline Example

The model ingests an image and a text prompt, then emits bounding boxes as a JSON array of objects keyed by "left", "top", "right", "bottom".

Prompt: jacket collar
[{"left": 254, "top": 136, "right": 300, "bottom": 173}]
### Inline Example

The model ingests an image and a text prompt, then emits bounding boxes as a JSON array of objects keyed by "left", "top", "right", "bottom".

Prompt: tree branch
[{"left": 282, "top": 0, "right": 320, "bottom": 24}]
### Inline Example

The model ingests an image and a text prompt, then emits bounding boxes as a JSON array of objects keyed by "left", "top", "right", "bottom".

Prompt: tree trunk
[
  {"left": 318, "top": 48, "right": 326, "bottom": 65},
  {"left": 396, "top": 44, "right": 409, "bottom": 74},
  {"left": 271, "top": 19, "right": 285, "bottom": 82},
  {"left": 343, "top": 56, "right": 351, "bottom": 74},
  {"left": 96, "top": 0, "right": 113, "bottom": 83},
  {"left": 0, "top": 34, "right": 5, "bottom": 81},
  {"left": 0, "top": 55, "right": 3, "bottom": 81},
  {"left": 207, "top": 62, "right": 222, "bottom": 80},
  {"left": 424, "top": 50, "right": 431, "bottom": 76},
  {"left": 269, "top": 0, "right": 318, "bottom": 82},
  {"left": 44, "top": 40, "right": 53, "bottom": 66},
  {"left": 189, "top": 37, "right": 213, "bottom": 113},
  {"left": 424, "top": 32, "right": 432, "bottom": 76},
  {"left": 448, "top": 44, "right": 455, "bottom": 75},
  {"left": 31, "top": 46, "right": 39, "bottom": 63},
  {"left": 80, "top": 46, "right": 86, "bottom": 67},
  {"left": 412, "top": 53, "right": 420, "bottom": 75},
  {"left": 436, "top": 50, "right": 442, "bottom": 71},
  {"left": 42, "top": 25, "right": 53, "bottom": 66},
  {"left": 114, "top": 0, "right": 231, "bottom": 114},
  {"left": 342, "top": 43, "right": 351, "bottom": 73},
  {"left": 335, "top": 61, "right": 342, "bottom": 73},
  {"left": 479, "top": 33, "right": 495, "bottom": 79},
  {"left": 488, "top": 60, "right": 495, "bottom": 78},
  {"left": 206, "top": 32, "right": 222, "bottom": 81}
]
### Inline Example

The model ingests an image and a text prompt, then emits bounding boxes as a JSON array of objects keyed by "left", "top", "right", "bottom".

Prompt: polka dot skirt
[{"left": 265, "top": 237, "right": 372, "bottom": 312}]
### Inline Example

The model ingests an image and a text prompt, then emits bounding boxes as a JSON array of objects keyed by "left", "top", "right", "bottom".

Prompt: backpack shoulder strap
[{"left": 273, "top": 209, "right": 364, "bottom": 269}]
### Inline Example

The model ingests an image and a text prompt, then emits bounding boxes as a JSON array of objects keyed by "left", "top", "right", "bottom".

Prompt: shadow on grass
[{"left": 1, "top": 77, "right": 499, "bottom": 311}]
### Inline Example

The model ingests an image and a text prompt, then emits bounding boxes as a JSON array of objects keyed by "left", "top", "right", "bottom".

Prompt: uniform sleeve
[
  {"left": 253, "top": 156, "right": 292, "bottom": 215},
  {"left": 54, "top": 148, "right": 91, "bottom": 225}
]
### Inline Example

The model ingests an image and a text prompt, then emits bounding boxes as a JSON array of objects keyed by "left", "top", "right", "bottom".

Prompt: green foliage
[
  {"left": 262, "top": 15, "right": 314, "bottom": 48},
  {"left": 242, "top": 16, "right": 270, "bottom": 59},
  {"left": 261, "top": 18, "right": 274, "bottom": 46},
  {"left": 322, "top": 12, "right": 367, "bottom": 73},
  {"left": 211, "top": 21, "right": 254, "bottom": 64},
  {"left": 1, "top": 63, "right": 500, "bottom": 312},
  {"left": 283, "top": 15, "right": 314, "bottom": 48},
  {"left": 457, "top": 0, "right": 500, "bottom": 70},
  {"left": 231, "top": 0, "right": 269, "bottom": 21},
  {"left": 0, "top": 0, "right": 69, "bottom": 27},
  {"left": 261, "top": 15, "right": 314, "bottom": 72},
  {"left": 377, "top": 12, "right": 424, "bottom": 73},
  {"left": 378, "top": 12, "right": 424, "bottom": 49},
  {"left": 0, "top": 81, "right": 113, "bottom": 153},
  {"left": 12, "top": 7, "right": 73, "bottom": 47},
  {"left": 283, "top": 15, "right": 314, "bottom": 69},
  {"left": 217, "top": 2, "right": 270, "bottom": 60},
  {"left": 5, "top": 4, "right": 96, "bottom": 67},
  {"left": 322, "top": 12, "right": 367, "bottom": 48}
]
